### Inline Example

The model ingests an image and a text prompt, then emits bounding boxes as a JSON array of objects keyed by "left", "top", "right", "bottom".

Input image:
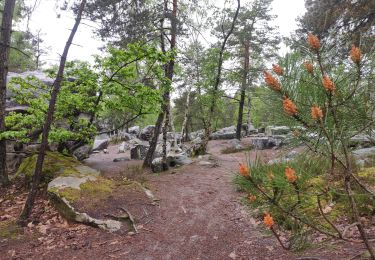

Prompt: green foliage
[
  {"left": 3, "top": 43, "right": 169, "bottom": 148},
  {"left": 235, "top": 153, "right": 375, "bottom": 250}
]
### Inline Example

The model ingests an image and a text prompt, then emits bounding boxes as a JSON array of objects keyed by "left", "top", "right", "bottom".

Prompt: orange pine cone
[
  {"left": 239, "top": 163, "right": 250, "bottom": 177},
  {"left": 322, "top": 75, "right": 336, "bottom": 93},
  {"left": 307, "top": 33, "right": 320, "bottom": 50},
  {"left": 350, "top": 44, "right": 361, "bottom": 64},
  {"left": 263, "top": 71, "right": 281, "bottom": 91},
  {"left": 263, "top": 213, "right": 274, "bottom": 228},
  {"left": 303, "top": 61, "right": 314, "bottom": 74},
  {"left": 272, "top": 64, "right": 283, "bottom": 76},
  {"left": 283, "top": 98, "right": 297, "bottom": 116},
  {"left": 248, "top": 194, "right": 257, "bottom": 202},
  {"left": 285, "top": 167, "right": 297, "bottom": 183},
  {"left": 311, "top": 106, "right": 323, "bottom": 120}
]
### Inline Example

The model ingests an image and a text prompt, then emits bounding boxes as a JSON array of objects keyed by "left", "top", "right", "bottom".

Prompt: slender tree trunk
[
  {"left": 144, "top": 0, "right": 177, "bottom": 169},
  {"left": 18, "top": 0, "right": 86, "bottom": 224},
  {"left": 246, "top": 95, "right": 252, "bottom": 134},
  {"left": 236, "top": 42, "right": 249, "bottom": 140},
  {"left": 0, "top": 0, "right": 16, "bottom": 187},
  {"left": 202, "top": 0, "right": 240, "bottom": 150},
  {"left": 181, "top": 86, "right": 192, "bottom": 142},
  {"left": 161, "top": 0, "right": 177, "bottom": 169}
]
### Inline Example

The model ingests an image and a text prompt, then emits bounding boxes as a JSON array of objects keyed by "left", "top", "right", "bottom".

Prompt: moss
[
  {"left": 80, "top": 178, "right": 114, "bottom": 197},
  {"left": 16, "top": 152, "right": 81, "bottom": 185},
  {"left": 0, "top": 220, "right": 22, "bottom": 239},
  {"left": 57, "top": 187, "right": 81, "bottom": 202},
  {"left": 357, "top": 167, "right": 375, "bottom": 185}
]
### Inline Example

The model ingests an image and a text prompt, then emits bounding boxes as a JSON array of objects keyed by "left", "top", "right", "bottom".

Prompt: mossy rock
[{"left": 16, "top": 152, "right": 82, "bottom": 186}]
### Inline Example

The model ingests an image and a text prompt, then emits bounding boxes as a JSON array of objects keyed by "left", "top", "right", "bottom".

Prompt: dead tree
[
  {"left": 18, "top": 0, "right": 87, "bottom": 224},
  {"left": 0, "top": 0, "right": 16, "bottom": 187}
]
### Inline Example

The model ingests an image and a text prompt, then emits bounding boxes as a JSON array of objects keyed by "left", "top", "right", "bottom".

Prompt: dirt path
[
  {"left": 1, "top": 138, "right": 362, "bottom": 259},
  {"left": 117, "top": 140, "right": 293, "bottom": 260}
]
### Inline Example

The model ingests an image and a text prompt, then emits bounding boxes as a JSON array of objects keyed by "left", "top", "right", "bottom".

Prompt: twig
[{"left": 317, "top": 195, "right": 342, "bottom": 238}]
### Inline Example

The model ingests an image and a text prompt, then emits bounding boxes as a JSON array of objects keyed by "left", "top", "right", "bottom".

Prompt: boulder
[
  {"left": 250, "top": 136, "right": 285, "bottom": 150},
  {"left": 128, "top": 126, "right": 140, "bottom": 136},
  {"left": 265, "top": 126, "right": 291, "bottom": 136},
  {"left": 350, "top": 134, "right": 375, "bottom": 148},
  {"left": 73, "top": 145, "right": 91, "bottom": 161},
  {"left": 228, "top": 139, "right": 243, "bottom": 150},
  {"left": 154, "top": 142, "right": 171, "bottom": 158},
  {"left": 140, "top": 125, "right": 155, "bottom": 141},
  {"left": 92, "top": 139, "right": 109, "bottom": 152},
  {"left": 353, "top": 147, "right": 375, "bottom": 158},
  {"left": 167, "top": 152, "right": 192, "bottom": 167},
  {"left": 118, "top": 142, "right": 129, "bottom": 153},
  {"left": 210, "top": 125, "right": 244, "bottom": 140},
  {"left": 113, "top": 157, "right": 130, "bottom": 162},
  {"left": 6, "top": 153, "right": 25, "bottom": 174},
  {"left": 130, "top": 144, "right": 149, "bottom": 160},
  {"left": 128, "top": 138, "right": 144, "bottom": 146},
  {"left": 151, "top": 157, "right": 165, "bottom": 173},
  {"left": 189, "top": 129, "right": 204, "bottom": 140}
]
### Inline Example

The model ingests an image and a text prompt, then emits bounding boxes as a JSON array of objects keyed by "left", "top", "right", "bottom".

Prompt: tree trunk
[
  {"left": 181, "top": 86, "right": 192, "bottom": 142},
  {"left": 202, "top": 0, "right": 240, "bottom": 150},
  {"left": 246, "top": 94, "right": 252, "bottom": 135},
  {"left": 144, "top": 0, "right": 177, "bottom": 170},
  {"left": 236, "top": 42, "right": 249, "bottom": 140},
  {"left": 0, "top": 0, "right": 16, "bottom": 187},
  {"left": 18, "top": 0, "right": 86, "bottom": 224}
]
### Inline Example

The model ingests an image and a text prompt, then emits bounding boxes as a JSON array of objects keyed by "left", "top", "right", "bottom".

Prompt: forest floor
[{"left": 0, "top": 138, "right": 370, "bottom": 259}]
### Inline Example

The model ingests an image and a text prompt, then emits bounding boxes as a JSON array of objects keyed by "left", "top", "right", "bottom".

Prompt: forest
[{"left": 1, "top": 0, "right": 375, "bottom": 259}]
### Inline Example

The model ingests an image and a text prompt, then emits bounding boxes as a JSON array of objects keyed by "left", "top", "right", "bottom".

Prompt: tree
[
  {"left": 201, "top": 0, "right": 240, "bottom": 152},
  {"left": 291, "top": 0, "right": 375, "bottom": 57},
  {"left": 0, "top": 0, "right": 16, "bottom": 187},
  {"left": 18, "top": 0, "right": 86, "bottom": 224},
  {"left": 143, "top": 0, "right": 178, "bottom": 169},
  {"left": 227, "top": 0, "right": 280, "bottom": 139}
]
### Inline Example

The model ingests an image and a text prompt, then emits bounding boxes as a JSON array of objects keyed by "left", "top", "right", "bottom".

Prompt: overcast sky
[{"left": 24, "top": 0, "right": 306, "bottom": 67}]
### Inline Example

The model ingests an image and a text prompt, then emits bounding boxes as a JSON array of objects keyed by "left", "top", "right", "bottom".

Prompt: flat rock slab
[{"left": 48, "top": 175, "right": 98, "bottom": 190}]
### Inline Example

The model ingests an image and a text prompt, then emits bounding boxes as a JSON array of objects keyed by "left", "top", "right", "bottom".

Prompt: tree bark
[
  {"left": 0, "top": 0, "right": 16, "bottom": 187},
  {"left": 18, "top": 0, "right": 86, "bottom": 224},
  {"left": 236, "top": 42, "right": 249, "bottom": 140},
  {"left": 181, "top": 86, "right": 192, "bottom": 142},
  {"left": 202, "top": 0, "right": 240, "bottom": 150}
]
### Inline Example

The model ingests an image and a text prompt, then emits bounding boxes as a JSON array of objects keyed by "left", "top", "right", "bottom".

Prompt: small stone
[{"left": 128, "top": 231, "right": 135, "bottom": 236}]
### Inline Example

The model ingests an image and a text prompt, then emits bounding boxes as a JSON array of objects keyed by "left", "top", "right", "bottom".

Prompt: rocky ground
[{"left": 0, "top": 138, "right": 372, "bottom": 259}]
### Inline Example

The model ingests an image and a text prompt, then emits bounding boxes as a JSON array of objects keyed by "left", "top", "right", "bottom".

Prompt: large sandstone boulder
[
  {"left": 16, "top": 151, "right": 157, "bottom": 232},
  {"left": 92, "top": 138, "right": 109, "bottom": 152},
  {"left": 128, "top": 126, "right": 140, "bottom": 136},
  {"left": 73, "top": 145, "right": 91, "bottom": 161},
  {"left": 130, "top": 144, "right": 149, "bottom": 160},
  {"left": 140, "top": 125, "right": 155, "bottom": 141},
  {"left": 265, "top": 126, "right": 291, "bottom": 136}
]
